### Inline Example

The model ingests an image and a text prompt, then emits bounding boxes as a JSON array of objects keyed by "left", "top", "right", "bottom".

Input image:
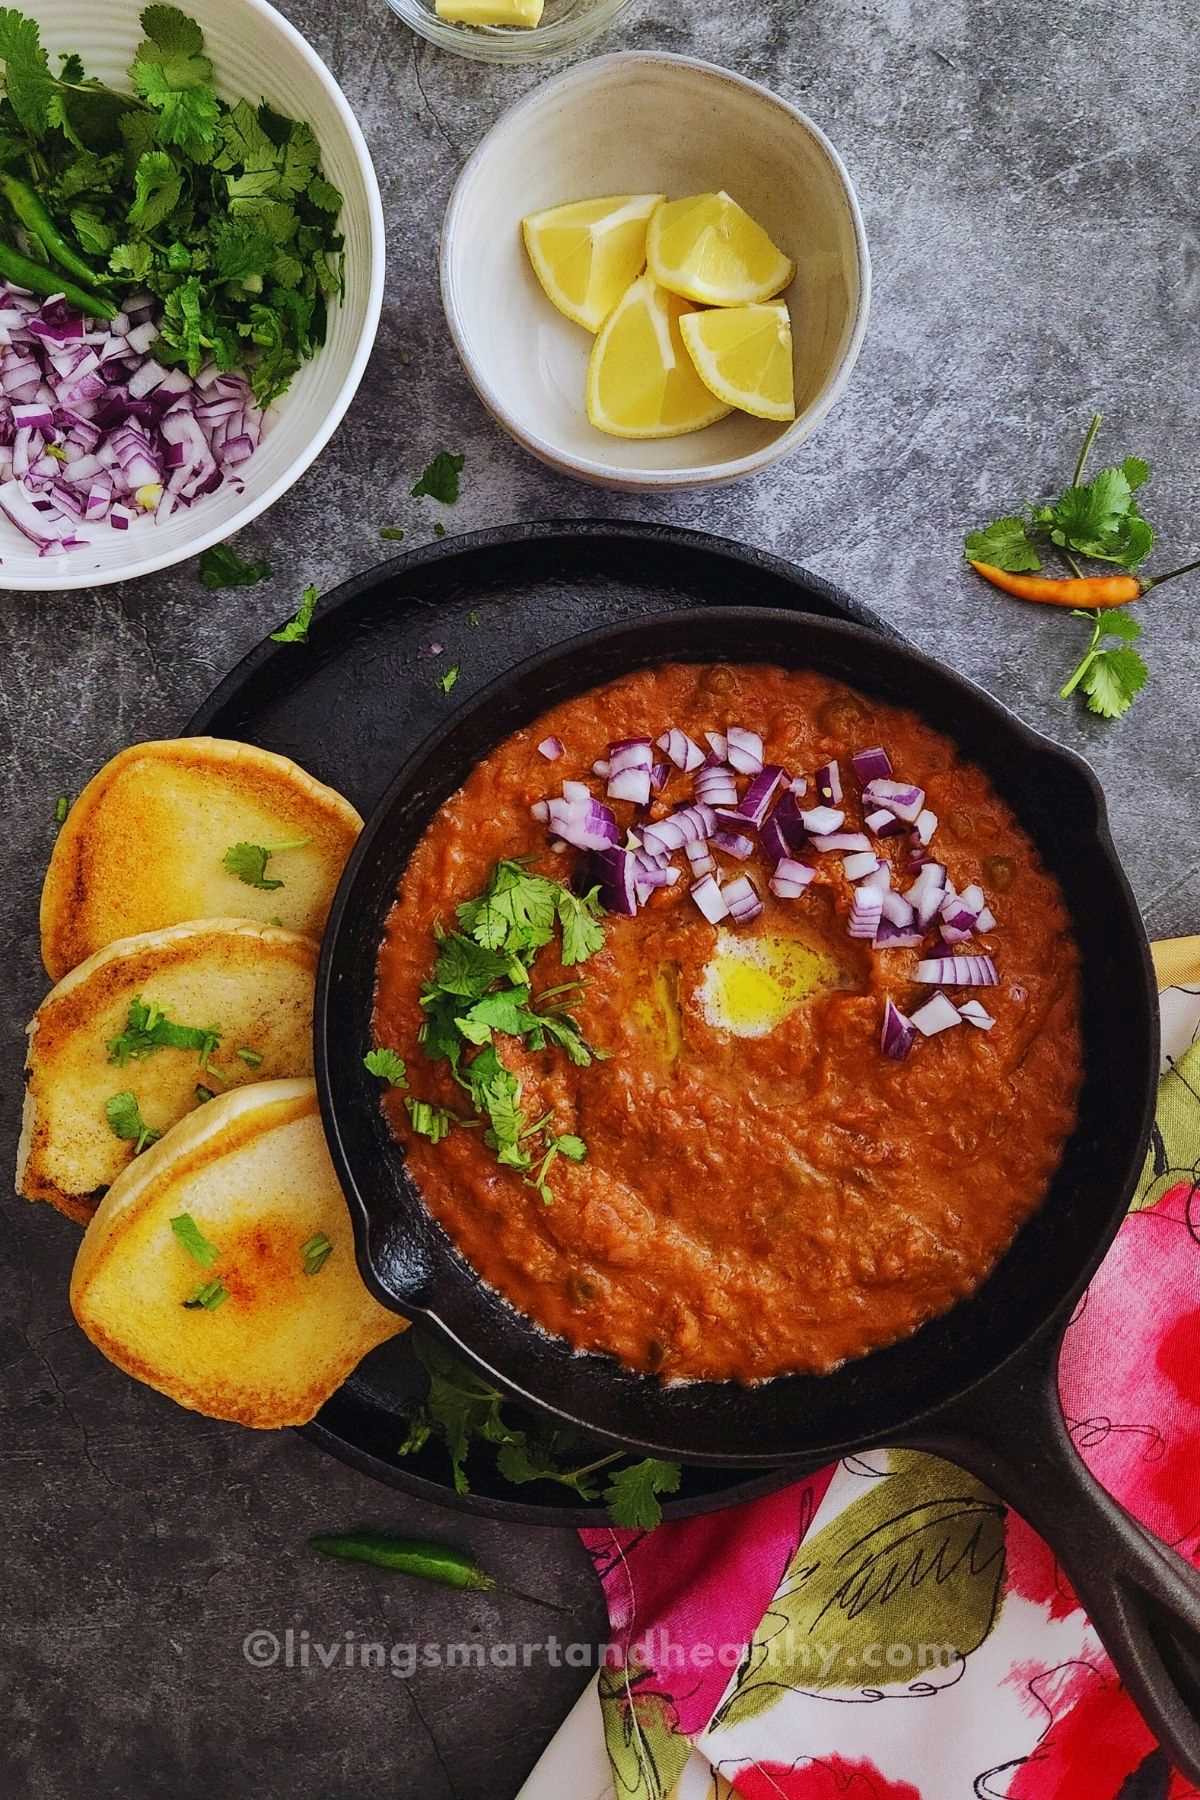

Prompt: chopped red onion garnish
[
  {"left": 725, "top": 727, "right": 764, "bottom": 775},
  {"left": 607, "top": 737, "right": 653, "bottom": 773},
  {"left": 690, "top": 873, "right": 729, "bottom": 923},
  {"left": 592, "top": 758, "right": 610, "bottom": 777},
  {"left": 915, "top": 955, "right": 998, "bottom": 987},
  {"left": 769, "top": 857, "right": 815, "bottom": 899},
  {"left": 814, "top": 760, "right": 842, "bottom": 805},
  {"left": 790, "top": 775, "right": 808, "bottom": 797},
  {"left": 861, "top": 861, "right": 892, "bottom": 891},
  {"left": 959, "top": 883, "right": 986, "bottom": 912},
  {"left": 650, "top": 762, "right": 670, "bottom": 793},
  {"left": 958, "top": 999, "right": 996, "bottom": 1030},
  {"left": 546, "top": 794, "right": 619, "bottom": 851},
  {"left": 685, "top": 839, "right": 716, "bottom": 879},
  {"left": 976, "top": 907, "right": 997, "bottom": 933},
  {"left": 760, "top": 790, "right": 808, "bottom": 863},
  {"left": 913, "top": 808, "right": 938, "bottom": 846},
  {"left": 853, "top": 746, "right": 893, "bottom": 784},
  {"left": 865, "top": 807, "right": 907, "bottom": 838},
  {"left": 843, "top": 850, "right": 880, "bottom": 882},
  {"left": 861, "top": 778, "right": 926, "bottom": 825},
  {"left": 537, "top": 736, "right": 564, "bottom": 761},
  {"left": 562, "top": 779, "right": 591, "bottom": 803},
  {"left": 657, "top": 728, "right": 705, "bottom": 772},
  {"left": 881, "top": 998, "right": 916, "bottom": 1059},
  {"left": 704, "top": 730, "right": 728, "bottom": 760},
  {"left": 880, "top": 888, "right": 915, "bottom": 927},
  {"left": 800, "top": 805, "right": 845, "bottom": 836},
  {"left": 711, "top": 829, "right": 755, "bottom": 861},
  {"left": 634, "top": 853, "right": 679, "bottom": 888},
  {"left": 607, "top": 767, "right": 652, "bottom": 806},
  {"left": 722, "top": 874, "right": 763, "bottom": 921},
  {"left": 911, "top": 991, "right": 963, "bottom": 1036},
  {"left": 848, "top": 885, "right": 884, "bottom": 939},
  {"left": 810, "top": 830, "right": 872, "bottom": 853},
  {"left": 907, "top": 862, "right": 948, "bottom": 928},
  {"left": 873, "top": 919, "right": 924, "bottom": 949},
  {"left": 694, "top": 768, "right": 738, "bottom": 807},
  {"left": 589, "top": 845, "right": 639, "bottom": 916},
  {"left": 734, "top": 764, "right": 784, "bottom": 828}
]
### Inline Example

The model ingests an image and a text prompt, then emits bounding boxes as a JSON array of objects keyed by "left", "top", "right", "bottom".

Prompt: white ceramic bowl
[
  {"left": 441, "top": 53, "right": 870, "bottom": 492},
  {"left": 2, "top": 0, "right": 384, "bottom": 591}
]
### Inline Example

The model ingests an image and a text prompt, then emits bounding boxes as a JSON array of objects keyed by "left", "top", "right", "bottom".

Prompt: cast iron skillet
[{"left": 316, "top": 607, "right": 1200, "bottom": 1778}]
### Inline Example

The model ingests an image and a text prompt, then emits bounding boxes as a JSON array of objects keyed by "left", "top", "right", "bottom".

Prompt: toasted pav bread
[
  {"left": 19, "top": 919, "right": 319, "bottom": 1225},
  {"left": 41, "top": 737, "right": 362, "bottom": 980},
  {"left": 70, "top": 1079, "right": 405, "bottom": 1428}
]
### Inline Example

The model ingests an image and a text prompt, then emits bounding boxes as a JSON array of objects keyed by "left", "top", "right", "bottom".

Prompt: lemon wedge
[
  {"left": 436, "top": 0, "right": 545, "bottom": 24},
  {"left": 586, "top": 274, "right": 734, "bottom": 439},
  {"left": 522, "top": 193, "right": 665, "bottom": 333},
  {"left": 679, "top": 302, "right": 796, "bottom": 422},
  {"left": 646, "top": 191, "right": 794, "bottom": 307}
]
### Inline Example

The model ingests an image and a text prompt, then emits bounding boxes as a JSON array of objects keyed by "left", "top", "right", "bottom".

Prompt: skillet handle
[{"left": 903, "top": 1328, "right": 1200, "bottom": 1784}]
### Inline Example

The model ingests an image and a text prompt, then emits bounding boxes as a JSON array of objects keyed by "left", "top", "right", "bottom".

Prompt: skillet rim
[{"left": 315, "top": 605, "right": 1158, "bottom": 1467}]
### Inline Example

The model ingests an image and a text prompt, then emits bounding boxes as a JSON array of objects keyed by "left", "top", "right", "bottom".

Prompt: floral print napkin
[{"left": 519, "top": 938, "right": 1200, "bottom": 1800}]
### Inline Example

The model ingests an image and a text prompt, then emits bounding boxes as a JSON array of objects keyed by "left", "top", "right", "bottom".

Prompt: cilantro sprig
[
  {"left": 0, "top": 7, "right": 345, "bottom": 405},
  {"left": 222, "top": 836, "right": 310, "bottom": 890},
  {"left": 1059, "top": 609, "right": 1149, "bottom": 720},
  {"left": 105, "top": 1089, "right": 160, "bottom": 1154},
  {"left": 965, "top": 443, "right": 1154, "bottom": 576},
  {"left": 198, "top": 542, "right": 271, "bottom": 589},
  {"left": 396, "top": 1330, "right": 681, "bottom": 1528}
]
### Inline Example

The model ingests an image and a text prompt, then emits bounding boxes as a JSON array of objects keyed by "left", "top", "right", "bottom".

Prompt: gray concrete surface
[{"left": 3, "top": 1, "right": 1199, "bottom": 1795}]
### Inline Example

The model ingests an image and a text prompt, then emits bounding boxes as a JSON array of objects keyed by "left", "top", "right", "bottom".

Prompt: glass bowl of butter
[{"left": 385, "top": 0, "right": 636, "bottom": 62}]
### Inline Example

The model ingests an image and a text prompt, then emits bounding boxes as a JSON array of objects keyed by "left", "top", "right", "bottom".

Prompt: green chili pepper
[
  {"left": 310, "top": 1532, "right": 496, "bottom": 1591},
  {"left": 0, "top": 174, "right": 108, "bottom": 293},
  {"left": 0, "top": 242, "right": 115, "bottom": 320}
]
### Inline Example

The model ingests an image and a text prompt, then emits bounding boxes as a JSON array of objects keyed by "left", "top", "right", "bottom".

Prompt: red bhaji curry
[{"left": 374, "top": 662, "right": 1081, "bottom": 1384}]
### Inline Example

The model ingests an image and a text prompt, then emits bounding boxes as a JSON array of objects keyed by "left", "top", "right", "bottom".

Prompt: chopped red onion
[
  {"left": 590, "top": 845, "right": 638, "bottom": 916},
  {"left": 769, "top": 858, "right": 815, "bottom": 899},
  {"left": 873, "top": 918, "right": 925, "bottom": 949},
  {"left": 537, "top": 736, "right": 564, "bottom": 761},
  {"left": 650, "top": 762, "right": 670, "bottom": 794},
  {"left": 800, "top": 805, "right": 845, "bottom": 836},
  {"left": 958, "top": 999, "right": 996, "bottom": 1030},
  {"left": 976, "top": 906, "right": 997, "bottom": 933},
  {"left": 861, "top": 861, "right": 892, "bottom": 891},
  {"left": 848, "top": 885, "right": 884, "bottom": 939},
  {"left": 723, "top": 874, "right": 763, "bottom": 922},
  {"left": 694, "top": 767, "right": 738, "bottom": 807},
  {"left": 657, "top": 728, "right": 705, "bottom": 772},
  {"left": 814, "top": 760, "right": 842, "bottom": 805},
  {"left": 914, "top": 955, "right": 998, "bottom": 987},
  {"left": 843, "top": 850, "right": 881, "bottom": 882},
  {"left": 704, "top": 730, "right": 728, "bottom": 760},
  {"left": 881, "top": 998, "right": 916, "bottom": 1059},
  {"left": 712, "top": 829, "right": 755, "bottom": 861},
  {"left": 562, "top": 779, "right": 591, "bottom": 803},
  {"left": 726, "top": 727, "right": 764, "bottom": 775},
  {"left": 592, "top": 759, "right": 610, "bottom": 777},
  {"left": 861, "top": 778, "right": 926, "bottom": 825},
  {"left": 907, "top": 862, "right": 947, "bottom": 928},
  {"left": 635, "top": 853, "right": 679, "bottom": 888},
  {"left": 734, "top": 763, "right": 784, "bottom": 828},
  {"left": 685, "top": 839, "right": 716, "bottom": 879},
  {"left": 530, "top": 800, "right": 550, "bottom": 822},
  {"left": 853, "top": 746, "right": 893, "bottom": 784},
  {"left": 608, "top": 737, "right": 653, "bottom": 773},
  {"left": 959, "top": 883, "right": 986, "bottom": 912},
  {"left": 760, "top": 790, "right": 808, "bottom": 863},
  {"left": 690, "top": 873, "right": 729, "bottom": 923},
  {"left": 880, "top": 888, "right": 915, "bottom": 927},
  {"left": 545, "top": 794, "right": 619, "bottom": 851},
  {"left": 911, "top": 991, "right": 963, "bottom": 1036},
  {"left": 810, "top": 830, "right": 872, "bottom": 853},
  {"left": 913, "top": 808, "right": 938, "bottom": 847},
  {"left": 790, "top": 775, "right": 808, "bottom": 797},
  {"left": 607, "top": 767, "right": 652, "bottom": 806}
]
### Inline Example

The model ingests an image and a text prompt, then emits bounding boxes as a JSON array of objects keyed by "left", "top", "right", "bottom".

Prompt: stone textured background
[{"left": 3, "top": 1, "right": 1199, "bottom": 1794}]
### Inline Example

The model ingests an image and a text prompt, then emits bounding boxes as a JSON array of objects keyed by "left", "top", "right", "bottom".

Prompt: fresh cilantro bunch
[
  {"left": 0, "top": 7, "right": 345, "bottom": 404},
  {"left": 965, "top": 454, "right": 1154, "bottom": 575},
  {"left": 397, "top": 1330, "right": 682, "bottom": 1529}
]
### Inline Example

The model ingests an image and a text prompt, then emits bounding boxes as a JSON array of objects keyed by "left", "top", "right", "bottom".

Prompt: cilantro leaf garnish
[
  {"left": 1059, "top": 608, "right": 1148, "bottom": 720},
  {"left": 236, "top": 1046, "right": 263, "bottom": 1068},
  {"left": 105, "top": 1090, "right": 160, "bottom": 1153},
  {"left": 270, "top": 583, "right": 319, "bottom": 644},
  {"left": 108, "top": 995, "right": 221, "bottom": 1067},
  {"left": 222, "top": 836, "right": 310, "bottom": 890},
  {"left": 603, "top": 1458, "right": 683, "bottom": 1529},
  {"left": 411, "top": 450, "right": 464, "bottom": 504},
  {"left": 53, "top": 793, "right": 69, "bottom": 826},
  {"left": 130, "top": 6, "right": 221, "bottom": 163},
  {"left": 405, "top": 1098, "right": 458, "bottom": 1144},
  {"left": 0, "top": 9, "right": 52, "bottom": 136},
  {"left": 198, "top": 541, "right": 272, "bottom": 589},
  {"left": 556, "top": 884, "right": 605, "bottom": 966},
  {"left": 396, "top": 1330, "right": 681, "bottom": 1522},
  {"left": 963, "top": 515, "right": 1042, "bottom": 573},
  {"left": 300, "top": 1232, "right": 332, "bottom": 1275},
  {"left": 363, "top": 1047, "right": 408, "bottom": 1087},
  {"left": 170, "top": 1210, "right": 220, "bottom": 1267},
  {"left": 457, "top": 860, "right": 560, "bottom": 956},
  {"left": 438, "top": 664, "right": 460, "bottom": 695}
]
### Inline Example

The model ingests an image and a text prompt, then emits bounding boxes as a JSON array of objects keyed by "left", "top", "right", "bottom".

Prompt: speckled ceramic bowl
[
  {"left": 0, "top": 0, "right": 383, "bottom": 592},
  {"left": 441, "top": 52, "right": 871, "bottom": 491}
]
